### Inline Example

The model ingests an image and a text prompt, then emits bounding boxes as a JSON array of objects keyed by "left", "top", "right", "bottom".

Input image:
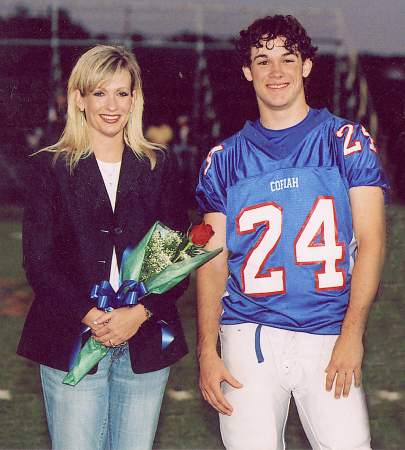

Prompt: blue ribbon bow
[
  {"left": 90, "top": 280, "right": 149, "bottom": 310},
  {"left": 90, "top": 279, "right": 175, "bottom": 351},
  {"left": 69, "top": 245, "right": 176, "bottom": 371}
]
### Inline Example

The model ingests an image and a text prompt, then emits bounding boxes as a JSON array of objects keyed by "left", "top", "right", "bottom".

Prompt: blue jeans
[{"left": 40, "top": 344, "right": 170, "bottom": 450}]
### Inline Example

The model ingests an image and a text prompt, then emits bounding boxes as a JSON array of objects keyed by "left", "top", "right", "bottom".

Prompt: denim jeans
[{"left": 40, "top": 344, "right": 170, "bottom": 450}]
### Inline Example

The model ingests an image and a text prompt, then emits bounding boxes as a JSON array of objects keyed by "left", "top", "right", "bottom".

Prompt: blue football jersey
[{"left": 196, "top": 108, "right": 390, "bottom": 334}]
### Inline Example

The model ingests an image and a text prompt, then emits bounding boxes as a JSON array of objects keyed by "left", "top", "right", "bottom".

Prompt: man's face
[{"left": 242, "top": 36, "right": 312, "bottom": 115}]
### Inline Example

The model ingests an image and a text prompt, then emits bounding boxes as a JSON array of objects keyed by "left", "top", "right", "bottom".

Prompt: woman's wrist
[{"left": 143, "top": 305, "right": 153, "bottom": 320}]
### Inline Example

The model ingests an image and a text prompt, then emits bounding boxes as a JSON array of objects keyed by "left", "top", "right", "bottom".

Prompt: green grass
[
  {"left": 1, "top": 204, "right": 405, "bottom": 449},
  {"left": 0, "top": 206, "right": 25, "bottom": 281},
  {"left": 362, "top": 203, "right": 405, "bottom": 449}
]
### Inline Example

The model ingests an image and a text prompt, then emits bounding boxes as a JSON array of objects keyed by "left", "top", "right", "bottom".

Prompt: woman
[{"left": 17, "top": 45, "right": 188, "bottom": 450}]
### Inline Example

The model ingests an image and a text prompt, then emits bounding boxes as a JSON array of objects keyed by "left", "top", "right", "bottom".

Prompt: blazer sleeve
[
  {"left": 22, "top": 154, "right": 93, "bottom": 323},
  {"left": 153, "top": 149, "right": 189, "bottom": 233},
  {"left": 137, "top": 149, "right": 190, "bottom": 316}
]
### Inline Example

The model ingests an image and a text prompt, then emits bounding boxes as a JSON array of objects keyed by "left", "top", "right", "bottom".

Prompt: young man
[{"left": 195, "top": 15, "right": 389, "bottom": 450}]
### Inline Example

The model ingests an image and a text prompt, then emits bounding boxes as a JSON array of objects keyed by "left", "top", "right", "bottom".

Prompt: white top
[{"left": 96, "top": 159, "right": 122, "bottom": 291}]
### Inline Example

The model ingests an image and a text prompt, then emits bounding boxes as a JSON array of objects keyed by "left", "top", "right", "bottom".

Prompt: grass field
[{"left": 0, "top": 204, "right": 404, "bottom": 449}]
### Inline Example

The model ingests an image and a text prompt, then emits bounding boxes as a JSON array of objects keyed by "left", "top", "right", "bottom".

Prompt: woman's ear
[
  {"left": 131, "top": 90, "right": 137, "bottom": 107},
  {"left": 73, "top": 89, "right": 84, "bottom": 112}
]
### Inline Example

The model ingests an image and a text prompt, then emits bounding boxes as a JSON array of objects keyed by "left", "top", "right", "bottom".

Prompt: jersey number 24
[{"left": 236, "top": 196, "right": 346, "bottom": 297}]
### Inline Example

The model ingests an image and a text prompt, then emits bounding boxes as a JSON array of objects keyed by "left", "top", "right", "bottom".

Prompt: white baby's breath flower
[{"left": 139, "top": 229, "right": 187, "bottom": 281}]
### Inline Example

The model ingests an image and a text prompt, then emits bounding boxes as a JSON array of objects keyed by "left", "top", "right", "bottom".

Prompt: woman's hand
[
  {"left": 82, "top": 307, "right": 107, "bottom": 331},
  {"left": 90, "top": 304, "right": 148, "bottom": 347}
]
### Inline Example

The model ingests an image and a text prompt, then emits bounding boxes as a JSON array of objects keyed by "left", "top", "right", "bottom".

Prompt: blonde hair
[{"left": 45, "top": 45, "right": 158, "bottom": 170}]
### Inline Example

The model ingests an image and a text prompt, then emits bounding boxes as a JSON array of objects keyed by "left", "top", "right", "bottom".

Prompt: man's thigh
[
  {"left": 219, "top": 323, "right": 291, "bottom": 450},
  {"left": 293, "top": 334, "right": 371, "bottom": 450}
]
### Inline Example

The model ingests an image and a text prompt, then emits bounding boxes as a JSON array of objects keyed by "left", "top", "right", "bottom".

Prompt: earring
[
  {"left": 80, "top": 111, "right": 84, "bottom": 127},
  {"left": 130, "top": 111, "right": 133, "bottom": 127}
]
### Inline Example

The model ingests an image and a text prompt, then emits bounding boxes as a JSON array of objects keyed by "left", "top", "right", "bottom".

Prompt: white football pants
[{"left": 219, "top": 323, "right": 371, "bottom": 450}]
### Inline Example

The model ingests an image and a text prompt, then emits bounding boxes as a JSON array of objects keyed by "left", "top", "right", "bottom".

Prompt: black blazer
[{"left": 17, "top": 147, "right": 189, "bottom": 373}]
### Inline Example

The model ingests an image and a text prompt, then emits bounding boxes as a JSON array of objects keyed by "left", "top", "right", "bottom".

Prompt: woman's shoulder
[
  {"left": 154, "top": 147, "right": 173, "bottom": 168},
  {"left": 124, "top": 146, "right": 175, "bottom": 173},
  {"left": 29, "top": 149, "right": 67, "bottom": 169},
  {"left": 27, "top": 150, "right": 78, "bottom": 187}
]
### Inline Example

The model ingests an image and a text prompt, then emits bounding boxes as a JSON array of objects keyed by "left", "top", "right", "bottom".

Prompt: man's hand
[
  {"left": 196, "top": 213, "right": 240, "bottom": 414},
  {"left": 324, "top": 333, "right": 364, "bottom": 399},
  {"left": 324, "top": 186, "right": 386, "bottom": 399},
  {"left": 199, "top": 351, "right": 242, "bottom": 416}
]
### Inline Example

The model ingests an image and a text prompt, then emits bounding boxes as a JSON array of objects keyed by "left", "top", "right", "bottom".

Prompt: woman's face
[{"left": 75, "top": 69, "right": 136, "bottom": 143}]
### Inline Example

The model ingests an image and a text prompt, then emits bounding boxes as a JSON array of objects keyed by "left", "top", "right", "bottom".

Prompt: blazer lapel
[
  {"left": 116, "top": 147, "right": 144, "bottom": 199},
  {"left": 72, "top": 153, "right": 112, "bottom": 212}
]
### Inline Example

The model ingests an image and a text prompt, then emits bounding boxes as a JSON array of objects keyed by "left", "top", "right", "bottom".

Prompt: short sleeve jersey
[{"left": 196, "top": 108, "right": 390, "bottom": 335}]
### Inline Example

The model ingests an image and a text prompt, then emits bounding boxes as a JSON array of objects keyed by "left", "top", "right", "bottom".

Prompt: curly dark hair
[{"left": 235, "top": 15, "right": 318, "bottom": 67}]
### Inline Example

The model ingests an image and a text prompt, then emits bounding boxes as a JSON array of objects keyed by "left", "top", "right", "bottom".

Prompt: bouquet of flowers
[{"left": 62, "top": 221, "right": 221, "bottom": 386}]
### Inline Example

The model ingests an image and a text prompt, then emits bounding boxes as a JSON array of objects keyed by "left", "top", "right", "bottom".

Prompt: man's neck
[{"left": 259, "top": 103, "right": 310, "bottom": 130}]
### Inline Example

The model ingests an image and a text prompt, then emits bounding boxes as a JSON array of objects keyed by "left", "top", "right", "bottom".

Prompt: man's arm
[
  {"left": 196, "top": 212, "right": 243, "bottom": 415},
  {"left": 325, "top": 185, "right": 386, "bottom": 398}
]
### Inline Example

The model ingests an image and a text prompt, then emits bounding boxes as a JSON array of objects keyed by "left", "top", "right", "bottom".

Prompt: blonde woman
[{"left": 17, "top": 45, "right": 188, "bottom": 450}]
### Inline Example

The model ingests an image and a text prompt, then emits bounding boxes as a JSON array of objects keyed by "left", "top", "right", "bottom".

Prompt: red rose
[{"left": 188, "top": 221, "right": 215, "bottom": 247}]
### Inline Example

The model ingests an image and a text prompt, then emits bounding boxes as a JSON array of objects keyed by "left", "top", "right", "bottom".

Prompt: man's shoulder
[
  {"left": 322, "top": 111, "right": 366, "bottom": 131},
  {"left": 221, "top": 124, "right": 252, "bottom": 148},
  {"left": 206, "top": 126, "right": 251, "bottom": 159}
]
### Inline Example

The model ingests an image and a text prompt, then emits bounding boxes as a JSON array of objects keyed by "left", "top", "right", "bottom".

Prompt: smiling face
[
  {"left": 242, "top": 36, "right": 312, "bottom": 127},
  {"left": 74, "top": 69, "right": 136, "bottom": 145}
]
